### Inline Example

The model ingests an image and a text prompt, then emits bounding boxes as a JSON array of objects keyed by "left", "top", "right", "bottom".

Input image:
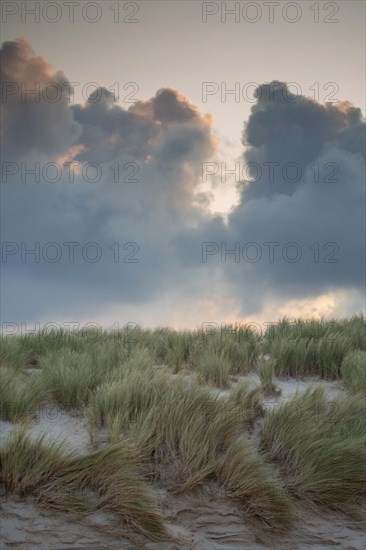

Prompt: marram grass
[
  {"left": 0, "top": 367, "right": 48, "bottom": 422},
  {"left": 1, "top": 316, "right": 365, "bottom": 540},
  {"left": 0, "top": 429, "right": 167, "bottom": 541},
  {"left": 265, "top": 315, "right": 365, "bottom": 379},
  {"left": 90, "top": 369, "right": 259, "bottom": 492},
  {"left": 217, "top": 439, "right": 294, "bottom": 530},
  {"left": 40, "top": 344, "right": 127, "bottom": 407},
  {"left": 341, "top": 350, "right": 366, "bottom": 394},
  {"left": 197, "top": 350, "right": 231, "bottom": 388},
  {"left": 261, "top": 388, "right": 366, "bottom": 508},
  {"left": 227, "top": 378, "right": 263, "bottom": 428},
  {"left": 40, "top": 349, "right": 97, "bottom": 408},
  {"left": 0, "top": 428, "right": 69, "bottom": 494},
  {"left": 258, "top": 357, "right": 279, "bottom": 396},
  {"left": 55, "top": 441, "right": 167, "bottom": 540}
]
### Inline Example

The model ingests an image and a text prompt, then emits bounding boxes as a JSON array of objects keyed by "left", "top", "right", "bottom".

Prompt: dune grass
[
  {"left": 164, "top": 332, "right": 192, "bottom": 372},
  {"left": 1, "top": 317, "right": 365, "bottom": 539},
  {"left": 89, "top": 340, "right": 128, "bottom": 372},
  {"left": 131, "top": 382, "right": 242, "bottom": 491},
  {"left": 258, "top": 358, "right": 279, "bottom": 396},
  {"left": 0, "top": 428, "right": 167, "bottom": 541},
  {"left": 217, "top": 440, "right": 294, "bottom": 530},
  {"left": 54, "top": 441, "right": 167, "bottom": 539},
  {"left": 264, "top": 316, "right": 365, "bottom": 349},
  {"left": 260, "top": 388, "right": 366, "bottom": 508},
  {"left": 0, "top": 336, "right": 37, "bottom": 372},
  {"left": 39, "top": 341, "right": 130, "bottom": 408},
  {"left": 190, "top": 326, "right": 258, "bottom": 374},
  {"left": 0, "top": 367, "right": 48, "bottom": 422},
  {"left": 0, "top": 428, "right": 69, "bottom": 494},
  {"left": 40, "top": 349, "right": 98, "bottom": 408},
  {"left": 268, "top": 334, "right": 353, "bottom": 379},
  {"left": 224, "top": 339, "right": 256, "bottom": 374},
  {"left": 0, "top": 329, "right": 87, "bottom": 371},
  {"left": 197, "top": 350, "right": 231, "bottom": 388},
  {"left": 89, "top": 367, "right": 169, "bottom": 437},
  {"left": 90, "top": 369, "right": 251, "bottom": 491},
  {"left": 227, "top": 378, "right": 263, "bottom": 428},
  {"left": 264, "top": 316, "right": 365, "bottom": 379},
  {"left": 120, "top": 346, "right": 155, "bottom": 372},
  {"left": 0, "top": 326, "right": 135, "bottom": 373},
  {"left": 341, "top": 350, "right": 366, "bottom": 394}
]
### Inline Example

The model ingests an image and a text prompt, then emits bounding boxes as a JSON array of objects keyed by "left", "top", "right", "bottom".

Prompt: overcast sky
[{"left": 1, "top": 1, "right": 365, "bottom": 331}]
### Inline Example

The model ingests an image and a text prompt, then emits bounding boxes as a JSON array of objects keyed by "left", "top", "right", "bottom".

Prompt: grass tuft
[
  {"left": 227, "top": 378, "right": 263, "bottom": 428},
  {"left": 261, "top": 388, "right": 366, "bottom": 508},
  {"left": 40, "top": 349, "right": 99, "bottom": 408},
  {"left": 0, "top": 429, "right": 167, "bottom": 541},
  {"left": 341, "top": 350, "right": 366, "bottom": 394},
  {"left": 0, "top": 428, "right": 71, "bottom": 494},
  {"left": 0, "top": 367, "right": 48, "bottom": 422},
  {"left": 90, "top": 371, "right": 246, "bottom": 491},
  {"left": 197, "top": 350, "right": 231, "bottom": 388},
  {"left": 217, "top": 439, "right": 294, "bottom": 530},
  {"left": 258, "top": 358, "right": 279, "bottom": 396}
]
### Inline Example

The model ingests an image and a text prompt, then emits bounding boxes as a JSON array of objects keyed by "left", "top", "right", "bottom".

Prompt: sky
[{"left": 1, "top": 0, "right": 365, "bottom": 332}]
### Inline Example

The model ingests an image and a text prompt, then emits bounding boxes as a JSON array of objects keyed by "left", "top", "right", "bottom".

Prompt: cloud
[
  {"left": 1, "top": 39, "right": 219, "bottom": 325},
  {"left": 176, "top": 82, "right": 365, "bottom": 315},
  {"left": 241, "top": 81, "right": 365, "bottom": 200},
  {"left": 1, "top": 40, "right": 365, "bottom": 326},
  {"left": 0, "top": 38, "right": 81, "bottom": 162},
  {"left": 130, "top": 88, "right": 204, "bottom": 124},
  {"left": 216, "top": 82, "right": 365, "bottom": 313}
]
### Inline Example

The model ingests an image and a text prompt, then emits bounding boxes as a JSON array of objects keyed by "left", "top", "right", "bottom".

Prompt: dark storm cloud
[
  {"left": 241, "top": 81, "right": 365, "bottom": 200},
  {"left": 1, "top": 38, "right": 364, "bottom": 323},
  {"left": 202, "top": 81, "right": 365, "bottom": 313}
]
